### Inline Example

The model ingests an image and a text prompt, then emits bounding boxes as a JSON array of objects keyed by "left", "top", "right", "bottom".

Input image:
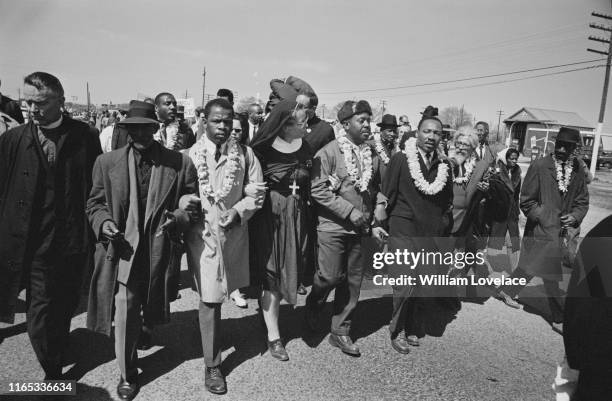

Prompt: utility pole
[
  {"left": 459, "top": 105, "right": 464, "bottom": 126},
  {"left": 381, "top": 100, "right": 387, "bottom": 118},
  {"left": 496, "top": 109, "right": 504, "bottom": 143},
  {"left": 17, "top": 87, "right": 21, "bottom": 101},
  {"left": 86, "top": 82, "right": 91, "bottom": 115},
  {"left": 201, "top": 66, "right": 206, "bottom": 107},
  {"left": 587, "top": 7, "right": 612, "bottom": 179},
  {"left": 321, "top": 104, "right": 326, "bottom": 119}
]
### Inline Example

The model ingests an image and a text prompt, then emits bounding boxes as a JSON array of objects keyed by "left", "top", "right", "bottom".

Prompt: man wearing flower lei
[
  {"left": 370, "top": 113, "right": 400, "bottom": 180},
  {"left": 381, "top": 116, "right": 458, "bottom": 354},
  {"left": 496, "top": 127, "right": 589, "bottom": 334},
  {"left": 305, "top": 100, "right": 386, "bottom": 357},
  {"left": 180, "top": 98, "right": 263, "bottom": 395},
  {"left": 153, "top": 92, "right": 196, "bottom": 151}
]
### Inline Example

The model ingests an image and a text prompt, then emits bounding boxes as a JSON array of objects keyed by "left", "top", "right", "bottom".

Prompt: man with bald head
[{"left": 245, "top": 103, "right": 264, "bottom": 144}]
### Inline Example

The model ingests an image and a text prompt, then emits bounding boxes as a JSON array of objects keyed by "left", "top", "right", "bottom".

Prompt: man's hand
[
  {"left": 371, "top": 226, "right": 388, "bottom": 246},
  {"left": 476, "top": 181, "right": 490, "bottom": 192},
  {"left": 219, "top": 208, "right": 240, "bottom": 230},
  {"left": 560, "top": 214, "right": 577, "bottom": 229},
  {"left": 179, "top": 194, "right": 202, "bottom": 222},
  {"left": 374, "top": 203, "right": 387, "bottom": 224},
  {"left": 349, "top": 208, "right": 365, "bottom": 228},
  {"left": 101, "top": 220, "right": 123, "bottom": 241},
  {"left": 156, "top": 210, "right": 177, "bottom": 237}
]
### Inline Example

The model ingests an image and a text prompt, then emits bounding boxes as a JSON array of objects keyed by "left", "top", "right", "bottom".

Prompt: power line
[
  {"left": 320, "top": 59, "right": 606, "bottom": 95},
  {"left": 373, "top": 64, "right": 606, "bottom": 99}
]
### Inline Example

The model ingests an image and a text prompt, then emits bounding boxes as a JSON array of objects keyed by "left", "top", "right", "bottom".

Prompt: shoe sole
[
  {"left": 391, "top": 342, "right": 411, "bottom": 354},
  {"left": 328, "top": 336, "right": 360, "bottom": 357}
]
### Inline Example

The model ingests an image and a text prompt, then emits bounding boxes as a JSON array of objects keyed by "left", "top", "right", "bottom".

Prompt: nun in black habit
[{"left": 249, "top": 99, "right": 314, "bottom": 361}]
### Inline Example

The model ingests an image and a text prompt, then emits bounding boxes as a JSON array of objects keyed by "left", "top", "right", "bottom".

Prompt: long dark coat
[
  {"left": 488, "top": 159, "right": 522, "bottom": 251},
  {"left": 518, "top": 155, "right": 589, "bottom": 280},
  {"left": 0, "top": 119, "right": 101, "bottom": 323},
  {"left": 86, "top": 143, "right": 197, "bottom": 336}
]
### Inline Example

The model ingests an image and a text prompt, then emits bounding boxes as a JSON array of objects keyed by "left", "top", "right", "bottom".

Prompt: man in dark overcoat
[
  {"left": 0, "top": 72, "right": 101, "bottom": 379},
  {"left": 497, "top": 127, "right": 589, "bottom": 331},
  {"left": 86, "top": 100, "right": 196, "bottom": 400}
]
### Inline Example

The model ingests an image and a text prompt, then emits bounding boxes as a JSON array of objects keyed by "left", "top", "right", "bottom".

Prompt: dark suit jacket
[
  {"left": 0, "top": 119, "right": 101, "bottom": 323},
  {"left": 518, "top": 155, "right": 589, "bottom": 280},
  {"left": 305, "top": 115, "right": 335, "bottom": 153},
  {"left": 86, "top": 142, "right": 197, "bottom": 335},
  {"left": 0, "top": 94, "right": 24, "bottom": 124}
]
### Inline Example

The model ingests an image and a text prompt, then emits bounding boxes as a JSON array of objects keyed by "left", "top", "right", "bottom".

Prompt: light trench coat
[{"left": 184, "top": 141, "right": 263, "bottom": 303}]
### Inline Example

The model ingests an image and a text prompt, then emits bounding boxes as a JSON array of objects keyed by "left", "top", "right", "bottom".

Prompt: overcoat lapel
[{"left": 145, "top": 159, "right": 177, "bottom": 229}]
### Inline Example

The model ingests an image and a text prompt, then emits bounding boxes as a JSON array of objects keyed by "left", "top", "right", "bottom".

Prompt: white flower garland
[
  {"left": 453, "top": 155, "right": 476, "bottom": 184},
  {"left": 553, "top": 156, "right": 573, "bottom": 193},
  {"left": 190, "top": 137, "right": 241, "bottom": 204},
  {"left": 373, "top": 133, "right": 390, "bottom": 165},
  {"left": 337, "top": 136, "right": 373, "bottom": 192},
  {"left": 154, "top": 122, "right": 179, "bottom": 150},
  {"left": 403, "top": 137, "right": 449, "bottom": 195}
]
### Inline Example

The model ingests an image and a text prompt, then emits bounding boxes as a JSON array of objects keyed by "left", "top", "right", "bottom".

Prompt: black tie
[{"left": 215, "top": 144, "right": 222, "bottom": 162}]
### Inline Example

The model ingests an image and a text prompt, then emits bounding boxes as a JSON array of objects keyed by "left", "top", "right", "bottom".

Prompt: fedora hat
[
  {"left": 377, "top": 114, "right": 399, "bottom": 129},
  {"left": 118, "top": 100, "right": 159, "bottom": 125},
  {"left": 556, "top": 126, "right": 581, "bottom": 145}
]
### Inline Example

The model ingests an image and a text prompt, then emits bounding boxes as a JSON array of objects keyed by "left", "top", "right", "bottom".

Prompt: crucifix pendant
[{"left": 290, "top": 179, "right": 300, "bottom": 195}]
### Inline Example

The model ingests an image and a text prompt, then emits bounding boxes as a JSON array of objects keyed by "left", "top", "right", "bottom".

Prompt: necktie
[
  {"left": 215, "top": 144, "right": 222, "bottom": 162},
  {"left": 479, "top": 145, "right": 484, "bottom": 159},
  {"left": 425, "top": 152, "right": 432, "bottom": 169}
]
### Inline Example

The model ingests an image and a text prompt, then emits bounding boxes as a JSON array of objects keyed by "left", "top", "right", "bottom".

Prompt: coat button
[
  {"left": 17, "top": 200, "right": 25, "bottom": 207},
  {"left": 23, "top": 170, "right": 29, "bottom": 176}
]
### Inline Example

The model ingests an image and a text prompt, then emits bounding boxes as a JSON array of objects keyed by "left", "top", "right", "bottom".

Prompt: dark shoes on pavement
[
  {"left": 391, "top": 336, "right": 411, "bottom": 354},
  {"left": 328, "top": 333, "right": 360, "bottom": 357},
  {"left": 267, "top": 338, "right": 289, "bottom": 361},
  {"left": 495, "top": 290, "right": 521, "bottom": 309},
  {"left": 406, "top": 335, "right": 420, "bottom": 347},
  {"left": 205, "top": 366, "right": 227, "bottom": 395},
  {"left": 117, "top": 376, "right": 139, "bottom": 401}
]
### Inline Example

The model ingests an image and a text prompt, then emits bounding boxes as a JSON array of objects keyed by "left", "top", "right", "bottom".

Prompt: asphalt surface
[{"left": 1, "top": 184, "right": 610, "bottom": 401}]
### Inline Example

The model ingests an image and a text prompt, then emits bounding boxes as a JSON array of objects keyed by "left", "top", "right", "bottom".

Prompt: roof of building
[{"left": 504, "top": 107, "right": 594, "bottom": 129}]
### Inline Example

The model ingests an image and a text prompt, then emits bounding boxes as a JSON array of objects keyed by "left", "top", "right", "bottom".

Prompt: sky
[{"left": 1, "top": 0, "right": 611, "bottom": 129}]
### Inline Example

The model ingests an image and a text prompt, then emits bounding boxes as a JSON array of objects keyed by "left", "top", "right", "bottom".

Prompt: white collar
[
  {"left": 417, "top": 146, "right": 433, "bottom": 161},
  {"left": 202, "top": 134, "right": 222, "bottom": 156},
  {"left": 272, "top": 136, "right": 302, "bottom": 153},
  {"left": 40, "top": 115, "right": 63, "bottom": 129}
]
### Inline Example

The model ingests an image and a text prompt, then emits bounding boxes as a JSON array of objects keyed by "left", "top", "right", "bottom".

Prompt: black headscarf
[{"left": 250, "top": 99, "right": 298, "bottom": 153}]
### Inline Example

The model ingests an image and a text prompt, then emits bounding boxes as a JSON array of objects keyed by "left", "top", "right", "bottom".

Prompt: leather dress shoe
[
  {"left": 205, "top": 366, "right": 227, "bottom": 395},
  {"left": 137, "top": 329, "right": 152, "bottom": 350},
  {"left": 328, "top": 333, "right": 360, "bottom": 357},
  {"left": 391, "top": 336, "right": 411, "bottom": 354},
  {"left": 267, "top": 338, "right": 289, "bottom": 361},
  {"left": 117, "top": 377, "right": 139, "bottom": 401},
  {"left": 495, "top": 290, "right": 521, "bottom": 309},
  {"left": 406, "top": 335, "right": 420, "bottom": 346}
]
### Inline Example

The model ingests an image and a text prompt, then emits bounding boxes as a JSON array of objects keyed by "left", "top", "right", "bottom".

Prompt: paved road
[{"left": 1, "top": 191, "right": 610, "bottom": 401}]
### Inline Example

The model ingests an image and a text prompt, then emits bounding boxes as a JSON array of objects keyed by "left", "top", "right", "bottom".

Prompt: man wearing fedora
[
  {"left": 496, "top": 127, "right": 589, "bottom": 333},
  {"left": 0, "top": 72, "right": 101, "bottom": 379},
  {"left": 372, "top": 114, "right": 400, "bottom": 180},
  {"left": 86, "top": 100, "right": 197, "bottom": 400}
]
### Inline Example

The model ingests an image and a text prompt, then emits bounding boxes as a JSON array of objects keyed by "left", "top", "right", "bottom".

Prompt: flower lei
[
  {"left": 337, "top": 136, "right": 373, "bottom": 192},
  {"left": 373, "top": 133, "right": 391, "bottom": 165},
  {"left": 190, "top": 137, "right": 241, "bottom": 203},
  {"left": 403, "top": 137, "right": 449, "bottom": 195},
  {"left": 453, "top": 155, "right": 476, "bottom": 184},
  {"left": 553, "top": 155, "right": 573, "bottom": 193},
  {"left": 154, "top": 122, "right": 179, "bottom": 150}
]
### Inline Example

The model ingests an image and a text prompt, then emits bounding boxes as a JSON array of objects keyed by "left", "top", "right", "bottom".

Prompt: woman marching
[{"left": 249, "top": 99, "right": 313, "bottom": 361}]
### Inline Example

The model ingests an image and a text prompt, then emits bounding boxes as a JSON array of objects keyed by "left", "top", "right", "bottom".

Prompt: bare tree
[{"left": 439, "top": 106, "right": 474, "bottom": 129}]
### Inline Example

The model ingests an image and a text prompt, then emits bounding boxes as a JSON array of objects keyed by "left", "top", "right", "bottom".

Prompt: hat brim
[
  {"left": 118, "top": 117, "right": 160, "bottom": 125},
  {"left": 377, "top": 123, "right": 399, "bottom": 128}
]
